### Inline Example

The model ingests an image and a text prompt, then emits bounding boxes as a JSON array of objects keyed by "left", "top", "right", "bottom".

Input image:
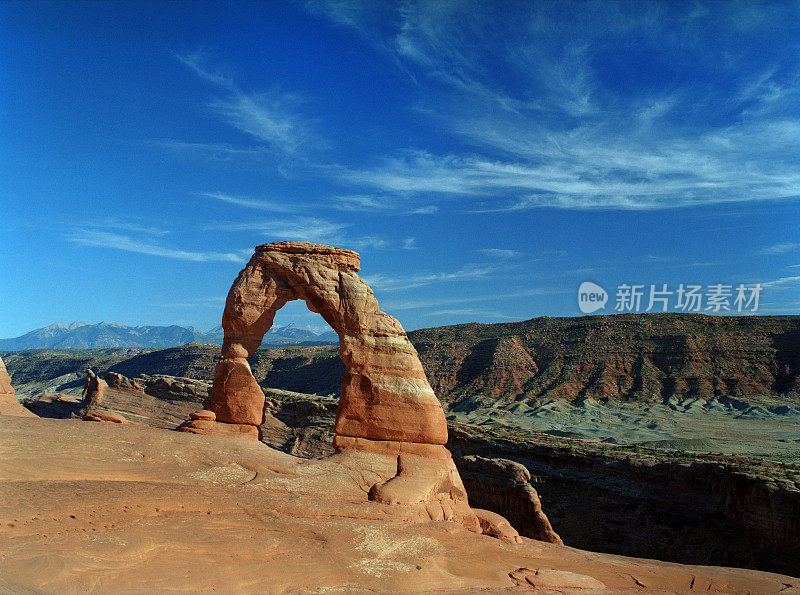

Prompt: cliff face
[
  {"left": 447, "top": 425, "right": 800, "bottom": 577},
  {"left": 410, "top": 313, "right": 800, "bottom": 405}
]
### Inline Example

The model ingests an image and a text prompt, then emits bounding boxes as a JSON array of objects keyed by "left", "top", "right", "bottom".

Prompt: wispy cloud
[
  {"left": 363, "top": 264, "right": 499, "bottom": 291},
  {"left": 201, "top": 191, "right": 298, "bottom": 212},
  {"left": 66, "top": 230, "right": 246, "bottom": 262},
  {"left": 84, "top": 219, "right": 171, "bottom": 236},
  {"left": 152, "top": 138, "right": 269, "bottom": 160},
  {"left": 345, "top": 235, "right": 418, "bottom": 252},
  {"left": 476, "top": 248, "right": 521, "bottom": 259},
  {"left": 761, "top": 275, "right": 800, "bottom": 288},
  {"left": 206, "top": 217, "right": 347, "bottom": 243},
  {"left": 328, "top": 193, "right": 438, "bottom": 215},
  {"left": 176, "top": 49, "right": 316, "bottom": 156},
  {"left": 348, "top": 235, "right": 388, "bottom": 250},
  {"left": 311, "top": 2, "right": 800, "bottom": 211},
  {"left": 760, "top": 242, "right": 800, "bottom": 255}
]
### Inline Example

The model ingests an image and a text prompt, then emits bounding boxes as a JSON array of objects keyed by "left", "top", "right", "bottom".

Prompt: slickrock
[
  {"left": 207, "top": 241, "right": 447, "bottom": 444},
  {"left": 508, "top": 567, "right": 606, "bottom": 590},
  {"left": 2, "top": 416, "right": 796, "bottom": 593},
  {"left": 176, "top": 418, "right": 259, "bottom": 440},
  {"left": 181, "top": 241, "right": 449, "bottom": 446},
  {"left": 472, "top": 508, "right": 523, "bottom": 544},
  {"left": 73, "top": 370, "right": 207, "bottom": 428},
  {"left": 82, "top": 409, "right": 127, "bottom": 423}
]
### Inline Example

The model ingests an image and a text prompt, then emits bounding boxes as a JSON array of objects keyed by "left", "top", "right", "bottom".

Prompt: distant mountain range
[{"left": 0, "top": 321, "right": 338, "bottom": 350}]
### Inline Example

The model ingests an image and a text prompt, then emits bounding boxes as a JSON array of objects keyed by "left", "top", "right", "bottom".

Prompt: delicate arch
[{"left": 207, "top": 241, "right": 448, "bottom": 445}]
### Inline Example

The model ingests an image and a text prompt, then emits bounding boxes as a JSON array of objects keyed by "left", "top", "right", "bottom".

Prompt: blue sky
[{"left": 1, "top": 0, "right": 799, "bottom": 337}]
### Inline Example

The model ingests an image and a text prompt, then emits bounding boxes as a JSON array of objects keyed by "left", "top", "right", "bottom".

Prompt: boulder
[{"left": 83, "top": 410, "right": 128, "bottom": 423}]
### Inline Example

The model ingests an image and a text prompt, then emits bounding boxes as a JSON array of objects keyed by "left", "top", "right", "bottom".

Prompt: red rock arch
[
  {"left": 176, "top": 242, "right": 527, "bottom": 542},
  {"left": 203, "top": 241, "right": 448, "bottom": 446}
]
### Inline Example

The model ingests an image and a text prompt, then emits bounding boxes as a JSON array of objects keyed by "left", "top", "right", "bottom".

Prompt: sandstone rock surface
[
  {"left": 1, "top": 415, "right": 796, "bottom": 593},
  {"left": 75, "top": 370, "right": 207, "bottom": 428},
  {"left": 456, "top": 454, "right": 562, "bottom": 544},
  {"left": 209, "top": 357, "right": 265, "bottom": 425}
]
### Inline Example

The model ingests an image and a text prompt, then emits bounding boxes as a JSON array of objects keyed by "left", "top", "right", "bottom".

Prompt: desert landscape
[
  {"left": 2, "top": 242, "right": 799, "bottom": 592},
  {"left": 4, "top": 1, "right": 800, "bottom": 592}
]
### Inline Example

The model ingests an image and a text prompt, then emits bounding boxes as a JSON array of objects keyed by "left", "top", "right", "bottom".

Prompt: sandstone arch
[
  {"left": 176, "top": 242, "right": 522, "bottom": 541},
  {"left": 189, "top": 241, "right": 448, "bottom": 446}
]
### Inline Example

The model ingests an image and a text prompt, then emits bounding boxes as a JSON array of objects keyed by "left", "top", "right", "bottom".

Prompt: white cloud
[
  {"left": 84, "top": 219, "right": 171, "bottom": 236},
  {"left": 201, "top": 192, "right": 298, "bottom": 212},
  {"left": 66, "top": 230, "right": 245, "bottom": 262},
  {"left": 311, "top": 2, "right": 800, "bottom": 211},
  {"left": 760, "top": 242, "right": 800, "bottom": 255},
  {"left": 175, "top": 50, "right": 315, "bottom": 156},
  {"left": 327, "top": 193, "right": 439, "bottom": 216},
  {"left": 401, "top": 237, "right": 416, "bottom": 250},
  {"left": 363, "top": 264, "right": 499, "bottom": 291},
  {"left": 330, "top": 194, "right": 392, "bottom": 211},
  {"left": 207, "top": 217, "right": 347, "bottom": 243},
  {"left": 153, "top": 138, "right": 268, "bottom": 160},
  {"left": 348, "top": 235, "right": 389, "bottom": 250},
  {"left": 476, "top": 248, "right": 520, "bottom": 259},
  {"left": 761, "top": 275, "right": 800, "bottom": 288}
]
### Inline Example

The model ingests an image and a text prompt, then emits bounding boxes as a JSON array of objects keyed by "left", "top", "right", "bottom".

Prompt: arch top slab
[
  {"left": 255, "top": 240, "right": 361, "bottom": 272},
  {"left": 215, "top": 241, "right": 448, "bottom": 446}
]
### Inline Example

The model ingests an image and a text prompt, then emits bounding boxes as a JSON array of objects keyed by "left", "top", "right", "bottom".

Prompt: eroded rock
[
  {"left": 0, "top": 355, "right": 35, "bottom": 417},
  {"left": 177, "top": 241, "right": 507, "bottom": 539},
  {"left": 0, "top": 356, "right": 15, "bottom": 396},
  {"left": 83, "top": 410, "right": 128, "bottom": 423}
]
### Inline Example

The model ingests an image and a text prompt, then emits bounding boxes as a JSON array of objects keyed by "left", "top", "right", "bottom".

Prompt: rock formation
[
  {"left": 83, "top": 410, "right": 128, "bottom": 423},
  {"left": 0, "top": 356, "right": 14, "bottom": 396},
  {"left": 177, "top": 241, "right": 507, "bottom": 538},
  {"left": 455, "top": 455, "right": 562, "bottom": 544},
  {"left": 73, "top": 370, "right": 209, "bottom": 428},
  {"left": 0, "top": 355, "right": 35, "bottom": 417},
  {"left": 5, "top": 414, "right": 797, "bottom": 592}
]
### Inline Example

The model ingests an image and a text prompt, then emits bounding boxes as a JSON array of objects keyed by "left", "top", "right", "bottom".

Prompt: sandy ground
[
  {"left": 448, "top": 395, "right": 800, "bottom": 462},
  {"left": 1, "top": 415, "right": 798, "bottom": 593}
]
